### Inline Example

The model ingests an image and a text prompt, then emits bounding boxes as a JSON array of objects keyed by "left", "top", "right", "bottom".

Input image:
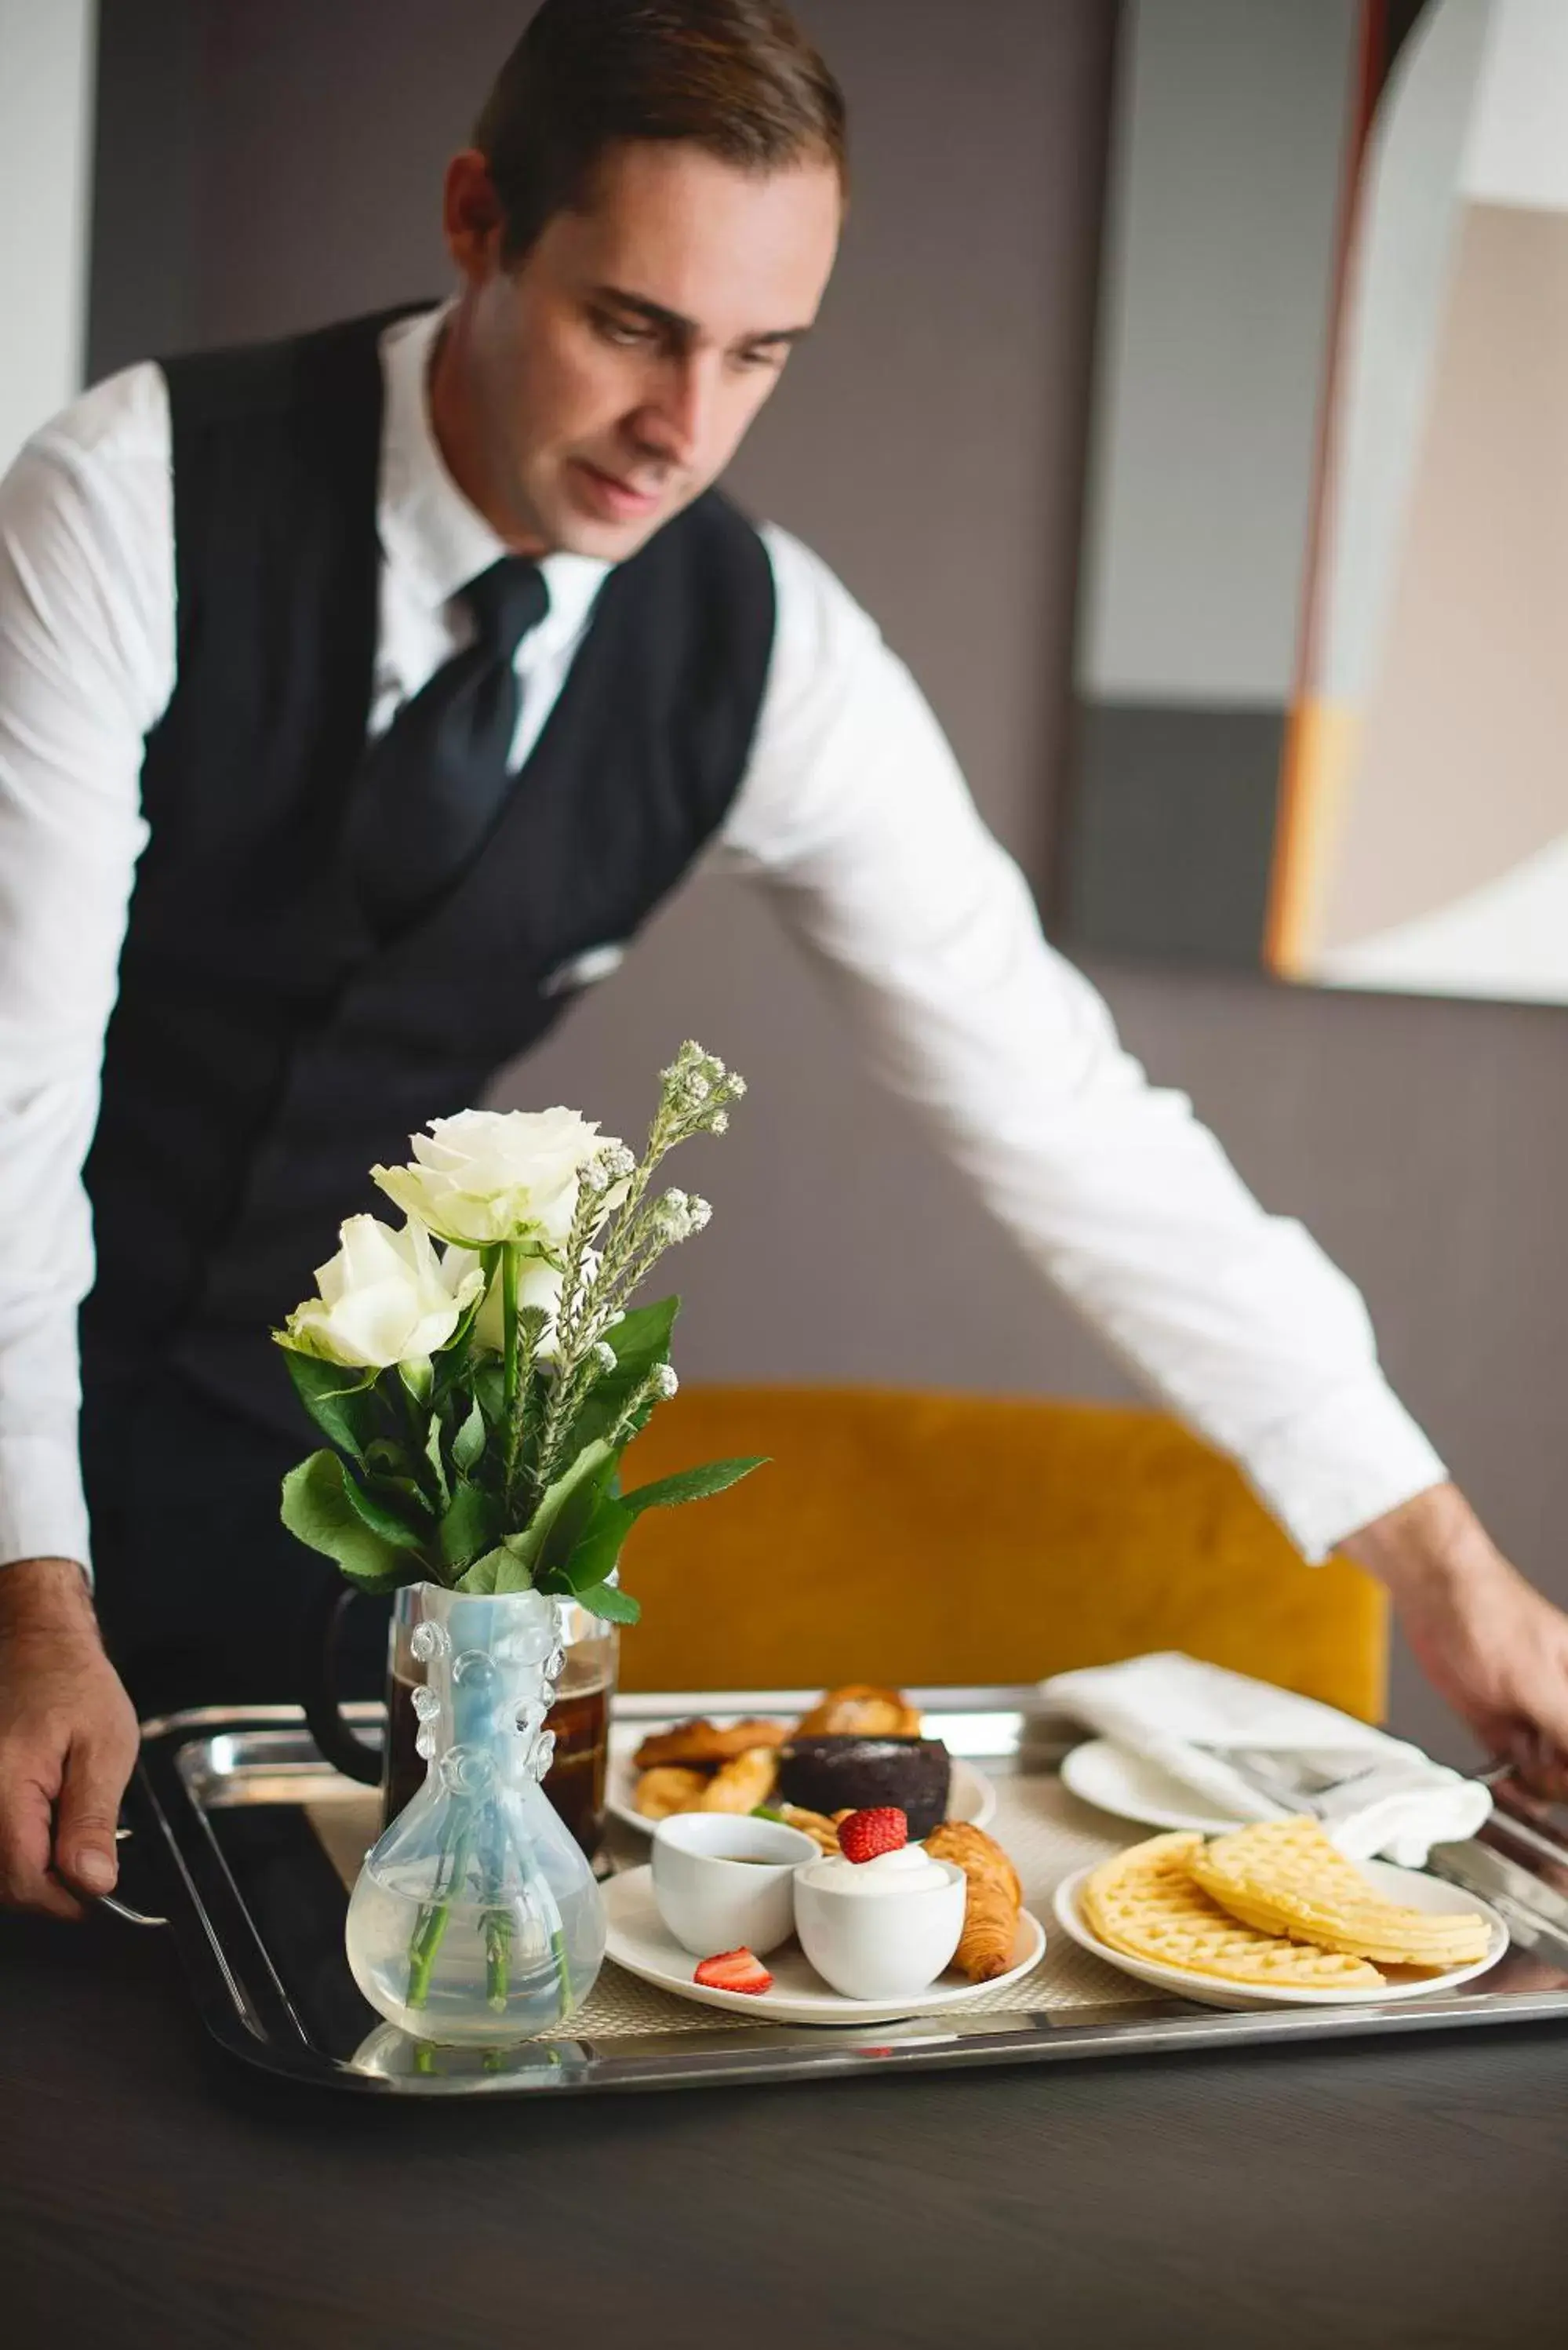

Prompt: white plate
[
  {"left": 1060, "top": 1737, "right": 1246, "bottom": 1836},
  {"left": 607, "top": 1719, "right": 997, "bottom": 1837},
  {"left": 1052, "top": 1857, "right": 1508, "bottom": 2010},
  {"left": 604, "top": 1865, "right": 1045, "bottom": 2024}
]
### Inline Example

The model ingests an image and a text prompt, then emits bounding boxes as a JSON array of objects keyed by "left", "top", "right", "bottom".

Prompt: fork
[{"left": 1221, "top": 1750, "right": 1393, "bottom": 1819}]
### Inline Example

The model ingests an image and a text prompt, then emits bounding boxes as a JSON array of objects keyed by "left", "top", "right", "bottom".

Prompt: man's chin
[
  {"left": 541, "top": 461, "right": 693, "bottom": 561},
  {"left": 543, "top": 507, "right": 668, "bottom": 563}
]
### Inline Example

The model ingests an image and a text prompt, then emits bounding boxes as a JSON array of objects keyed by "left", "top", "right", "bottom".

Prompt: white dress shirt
[{"left": 0, "top": 306, "right": 1446, "bottom": 1576}]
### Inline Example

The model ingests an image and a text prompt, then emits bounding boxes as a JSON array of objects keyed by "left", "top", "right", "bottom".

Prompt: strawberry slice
[{"left": 693, "top": 1947, "right": 774, "bottom": 1995}]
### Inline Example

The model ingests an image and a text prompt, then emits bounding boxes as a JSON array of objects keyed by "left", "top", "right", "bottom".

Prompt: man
[{"left": 2, "top": 0, "right": 1566, "bottom": 1923}]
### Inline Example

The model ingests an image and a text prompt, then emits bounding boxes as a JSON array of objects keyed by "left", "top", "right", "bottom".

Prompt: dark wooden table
[{"left": 4, "top": 1904, "right": 1566, "bottom": 2350}]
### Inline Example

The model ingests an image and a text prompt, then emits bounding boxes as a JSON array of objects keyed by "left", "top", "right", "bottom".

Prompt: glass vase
[
  {"left": 382, "top": 1588, "right": 617, "bottom": 1861},
  {"left": 344, "top": 1584, "right": 606, "bottom": 2046}
]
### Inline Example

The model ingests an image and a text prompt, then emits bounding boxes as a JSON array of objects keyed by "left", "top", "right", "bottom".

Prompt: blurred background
[{"left": 7, "top": 0, "right": 1567, "bottom": 1759}]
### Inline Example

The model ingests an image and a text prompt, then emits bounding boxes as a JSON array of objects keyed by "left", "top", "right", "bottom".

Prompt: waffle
[
  {"left": 1189, "top": 1818, "right": 1490, "bottom": 1969},
  {"left": 1082, "top": 1832, "right": 1386, "bottom": 1990}
]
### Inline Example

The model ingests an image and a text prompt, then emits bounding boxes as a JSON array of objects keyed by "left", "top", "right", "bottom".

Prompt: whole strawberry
[{"left": 839, "top": 1807, "right": 909, "bottom": 1864}]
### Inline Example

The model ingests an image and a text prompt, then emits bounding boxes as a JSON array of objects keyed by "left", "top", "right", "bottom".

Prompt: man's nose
[{"left": 634, "top": 354, "right": 718, "bottom": 470}]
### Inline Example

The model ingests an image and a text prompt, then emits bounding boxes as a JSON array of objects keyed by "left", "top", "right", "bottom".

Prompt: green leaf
[
  {"left": 457, "top": 1543, "right": 534, "bottom": 1597},
  {"left": 399, "top": 1355, "right": 434, "bottom": 1406},
  {"left": 278, "top": 1450, "right": 420, "bottom": 1595},
  {"left": 424, "top": 1416, "right": 450, "bottom": 1509},
  {"left": 552, "top": 1495, "right": 635, "bottom": 1595},
  {"left": 569, "top": 1297, "right": 681, "bottom": 1448},
  {"left": 504, "top": 1439, "right": 617, "bottom": 1579},
  {"left": 619, "top": 1455, "right": 768, "bottom": 1517},
  {"left": 570, "top": 1580, "right": 641, "bottom": 1626},
  {"left": 536, "top": 1455, "right": 620, "bottom": 1583},
  {"left": 280, "top": 1351, "right": 381, "bottom": 1463},
  {"left": 471, "top": 1356, "right": 507, "bottom": 1428},
  {"left": 605, "top": 1297, "right": 680, "bottom": 1375},
  {"left": 341, "top": 1474, "right": 425, "bottom": 1550},
  {"left": 438, "top": 1479, "right": 501, "bottom": 1572},
  {"left": 451, "top": 1397, "right": 487, "bottom": 1476}
]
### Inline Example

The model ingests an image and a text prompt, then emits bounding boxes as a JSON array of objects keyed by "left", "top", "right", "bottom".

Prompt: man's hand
[
  {"left": 1343, "top": 1482, "right": 1568, "bottom": 1794},
  {"left": 0, "top": 1557, "right": 140, "bottom": 1917}
]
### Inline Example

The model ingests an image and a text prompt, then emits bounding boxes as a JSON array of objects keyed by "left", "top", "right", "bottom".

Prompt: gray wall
[{"left": 86, "top": 0, "right": 1568, "bottom": 1761}]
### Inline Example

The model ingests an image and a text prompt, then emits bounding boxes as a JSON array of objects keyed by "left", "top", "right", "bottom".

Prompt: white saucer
[
  {"left": 1053, "top": 1858, "right": 1508, "bottom": 2011},
  {"left": 1060, "top": 1737, "right": 1246, "bottom": 1836},
  {"left": 607, "top": 1720, "right": 997, "bottom": 1837},
  {"left": 604, "top": 1864, "right": 1045, "bottom": 2025}
]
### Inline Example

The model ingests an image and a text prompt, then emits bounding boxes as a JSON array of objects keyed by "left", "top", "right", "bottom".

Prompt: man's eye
[
  {"left": 594, "top": 314, "right": 653, "bottom": 348},
  {"left": 734, "top": 346, "right": 786, "bottom": 373}
]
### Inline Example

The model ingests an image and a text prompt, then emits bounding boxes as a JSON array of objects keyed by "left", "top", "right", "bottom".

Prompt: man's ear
[{"left": 443, "top": 150, "right": 507, "bottom": 283}]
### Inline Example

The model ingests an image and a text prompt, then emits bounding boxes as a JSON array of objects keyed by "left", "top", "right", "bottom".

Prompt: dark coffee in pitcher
[{"left": 383, "top": 1640, "right": 613, "bottom": 1861}]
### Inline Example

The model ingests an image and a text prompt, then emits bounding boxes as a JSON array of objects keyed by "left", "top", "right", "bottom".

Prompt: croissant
[
  {"left": 926, "top": 1821, "right": 1023, "bottom": 1982},
  {"left": 698, "top": 1746, "right": 780, "bottom": 1813},
  {"left": 635, "top": 1766, "right": 709, "bottom": 1821},
  {"left": 793, "top": 1684, "right": 922, "bottom": 1738},
  {"left": 635, "top": 1717, "right": 788, "bottom": 1770}
]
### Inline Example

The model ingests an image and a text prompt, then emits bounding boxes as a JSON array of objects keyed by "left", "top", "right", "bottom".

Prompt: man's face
[{"left": 447, "top": 140, "right": 842, "bottom": 558}]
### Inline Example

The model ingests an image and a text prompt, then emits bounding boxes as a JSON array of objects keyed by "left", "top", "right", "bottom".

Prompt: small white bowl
[
  {"left": 793, "top": 1857, "right": 966, "bottom": 2000},
  {"left": 650, "top": 1813, "right": 820, "bottom": 1957}
]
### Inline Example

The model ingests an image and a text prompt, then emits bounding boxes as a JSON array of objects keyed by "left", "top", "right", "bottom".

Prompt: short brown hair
[{"left": 474, "top": 0, "right": 849, "bottom": 259}]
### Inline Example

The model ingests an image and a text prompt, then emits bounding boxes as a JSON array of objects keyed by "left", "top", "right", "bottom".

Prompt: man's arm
[
  {"left": 1343, "top": 1486, "right": 1568, "bottom": 1784},
  {"left": 0, "top": 1561, "right": 137, "bottom": 1915},
  {"left": 0, "top": 369, "right": 173, "bottom": 1908},
  {"left": 724, "top": 526, "right": 1568, "bottom": 1772}
]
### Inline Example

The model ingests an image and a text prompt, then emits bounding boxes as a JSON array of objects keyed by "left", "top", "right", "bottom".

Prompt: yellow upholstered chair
[{"left": 617, "top": 1387, "right": 1386, "bottom": 1722}]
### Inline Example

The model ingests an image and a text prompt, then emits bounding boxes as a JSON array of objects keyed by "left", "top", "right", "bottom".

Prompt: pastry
[
  {"left": 776, "top": 1735, "right": 951, "bottom": 1839},
  {"left": 634, "top": 1766, "right": 710, "bottom": 1821},
  {"left": 926, "top": 1821, "right": 1023, "bottom": 1982},
  {"left": 633, "top": 1716, "right": 788, "bottom": 1771},
  {"left": 698, "top": 1746, "right": 780, "bottom": 1814},
  {"left": 793, "top": 1683, "right": 922, "bottom": 1738},
  {"left": 774, "top": 1803, "right": 842, "bottom": 1854}
]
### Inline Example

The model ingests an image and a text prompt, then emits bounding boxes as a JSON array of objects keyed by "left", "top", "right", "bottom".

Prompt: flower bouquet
[{"left": 275, "top": 1042, "right": 762, "bottom": 2043}]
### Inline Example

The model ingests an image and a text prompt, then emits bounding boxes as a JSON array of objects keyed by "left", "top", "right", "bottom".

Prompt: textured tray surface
[{"left": 308, "top": 1775, "right": 1150, "bottom": 2039}]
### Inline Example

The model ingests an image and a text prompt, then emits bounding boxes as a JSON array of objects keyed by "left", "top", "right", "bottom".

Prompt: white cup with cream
[{"left": 793, "top": 1845, "right": 966, "bottom": 1999}]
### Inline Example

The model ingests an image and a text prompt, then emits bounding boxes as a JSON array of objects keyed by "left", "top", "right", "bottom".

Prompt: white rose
[
  {"left": 277, "top": 1217, "right": 484, "bottom": 1370},
  {"left": 371, "top": 1106, "right": 620, "bottom": 1250},
  {"left": 445, "top": 1246, "right": 573, "bottom": 1359}
]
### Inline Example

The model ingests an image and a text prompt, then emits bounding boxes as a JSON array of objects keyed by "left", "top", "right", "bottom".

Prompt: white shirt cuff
[
  {"left": 1239, "top": 1382, "right": 1448, "bottom": 1564},
  {"left": 0, "top": 1432, "right": 92, "bottom": 1579}
]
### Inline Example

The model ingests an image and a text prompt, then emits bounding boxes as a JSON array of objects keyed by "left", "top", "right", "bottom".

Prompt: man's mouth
[{"left": 571, "top": 459, "right": 667, "bottom": 522}]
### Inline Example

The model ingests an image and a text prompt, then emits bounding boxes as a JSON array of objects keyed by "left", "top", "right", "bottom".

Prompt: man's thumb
[{"left": 55, "top": 1741, "right": 128, "bottom": 1895}]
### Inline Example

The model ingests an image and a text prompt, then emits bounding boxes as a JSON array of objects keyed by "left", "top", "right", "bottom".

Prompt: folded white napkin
[{"left": 1040, "top": 1651, "right": 1492, "bottom": 1866}]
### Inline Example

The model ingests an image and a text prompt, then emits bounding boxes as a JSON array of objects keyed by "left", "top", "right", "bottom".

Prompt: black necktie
[{"left": 349, "top": 556, "right": 551, "bottom": 936}]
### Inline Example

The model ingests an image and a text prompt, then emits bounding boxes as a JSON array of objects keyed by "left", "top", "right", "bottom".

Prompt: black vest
[{"left": 81, "top": 307, "right": 776, "bottom": 1431}]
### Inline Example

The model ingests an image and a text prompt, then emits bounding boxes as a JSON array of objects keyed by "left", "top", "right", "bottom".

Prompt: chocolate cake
[{"left": 776, "top": 1735, "right": 952, "bottom": 1839}]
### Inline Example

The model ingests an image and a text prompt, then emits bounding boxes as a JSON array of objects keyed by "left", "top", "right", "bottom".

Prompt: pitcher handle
[{"left": 300, "top": 1573, "right": 384, "bottom": 1786}]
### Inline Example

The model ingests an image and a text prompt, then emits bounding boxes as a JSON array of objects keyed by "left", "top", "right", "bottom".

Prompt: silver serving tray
[{"left": 123, "top": 1692, "right": 1568, "bottom": 2097}]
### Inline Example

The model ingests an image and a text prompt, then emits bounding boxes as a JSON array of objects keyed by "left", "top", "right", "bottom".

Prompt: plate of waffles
[{"left": 1053, "top": 1823, "right": 1509, "bottom": 2011}]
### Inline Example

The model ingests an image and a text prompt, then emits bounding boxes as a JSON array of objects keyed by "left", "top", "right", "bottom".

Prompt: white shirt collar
[{"left": 377, "top": 302, "right": 610, "bottom": 648}]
